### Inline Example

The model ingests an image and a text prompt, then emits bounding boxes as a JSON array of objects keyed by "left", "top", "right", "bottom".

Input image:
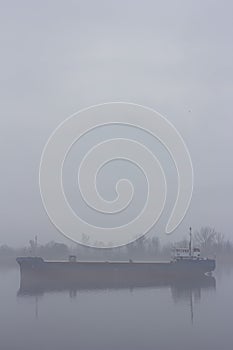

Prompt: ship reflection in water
[
  {"left": 17, "top": 269, "right": 215, "bottom": 325},
  {"left": 17, "top": 265, "right": 215, "bottom": 301}
]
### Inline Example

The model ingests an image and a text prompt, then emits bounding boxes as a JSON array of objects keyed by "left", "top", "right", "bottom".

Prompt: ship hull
[{"left": 17, "top": 257, "right": 215, "bottom": 291}]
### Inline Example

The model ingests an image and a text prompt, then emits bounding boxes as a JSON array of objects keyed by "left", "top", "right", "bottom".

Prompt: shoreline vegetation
[{"left": 1, "top": 227, "right": 233, "bottom": 267}]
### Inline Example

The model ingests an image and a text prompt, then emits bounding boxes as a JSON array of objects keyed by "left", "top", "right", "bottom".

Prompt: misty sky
[{"left": 1, "top": 0, "right": 233, "bottom": 246}]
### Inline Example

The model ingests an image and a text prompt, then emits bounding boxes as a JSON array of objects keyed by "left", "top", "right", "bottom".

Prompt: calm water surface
[{"left": 0, "top": 265, "right": 233, "bottom": 350}]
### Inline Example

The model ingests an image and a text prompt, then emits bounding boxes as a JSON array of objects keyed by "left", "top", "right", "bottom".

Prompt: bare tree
[
  {"left": 194, "top": 227, "right": 217, "bottom": 249},
  {"left": 214, "top": 232, "right": 224, "bottom": 246}
]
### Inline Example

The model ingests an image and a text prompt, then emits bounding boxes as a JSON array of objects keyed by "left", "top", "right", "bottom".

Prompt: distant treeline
[{"left": 0, "top": 227, "right": 233, "bottom": 265}]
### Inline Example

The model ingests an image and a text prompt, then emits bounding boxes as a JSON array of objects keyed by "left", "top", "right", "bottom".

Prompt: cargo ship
[{"left": 17, "top": 228, "right": 215, "bottom": 288}]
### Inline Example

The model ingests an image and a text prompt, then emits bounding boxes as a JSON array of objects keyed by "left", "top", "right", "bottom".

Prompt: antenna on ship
[{"left": 189, "top": 227, "right": 192, "bottom": 257}]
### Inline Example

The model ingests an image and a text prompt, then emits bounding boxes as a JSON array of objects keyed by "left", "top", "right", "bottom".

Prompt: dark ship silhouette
[{"left": 17, "top": 228, "right": 215, "bottom": 295}]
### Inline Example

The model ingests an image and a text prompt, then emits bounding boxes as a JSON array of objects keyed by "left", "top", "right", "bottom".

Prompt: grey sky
[{"left": 1, "top": 0, "right": 233, "bottom": 246}]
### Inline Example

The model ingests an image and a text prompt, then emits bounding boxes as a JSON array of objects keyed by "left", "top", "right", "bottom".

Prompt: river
[{"left": 0, "top": 265, "right": 232, "bottom": 350}]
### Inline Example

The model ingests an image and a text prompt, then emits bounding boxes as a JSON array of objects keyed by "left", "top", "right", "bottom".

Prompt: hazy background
[{"left": 1, "top": 0, "right": 233, "bottom": 247}]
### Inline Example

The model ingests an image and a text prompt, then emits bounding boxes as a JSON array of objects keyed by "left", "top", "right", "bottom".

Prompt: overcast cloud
[{"left": 0, "top": 0, "right": 233, "bottom": 246}]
